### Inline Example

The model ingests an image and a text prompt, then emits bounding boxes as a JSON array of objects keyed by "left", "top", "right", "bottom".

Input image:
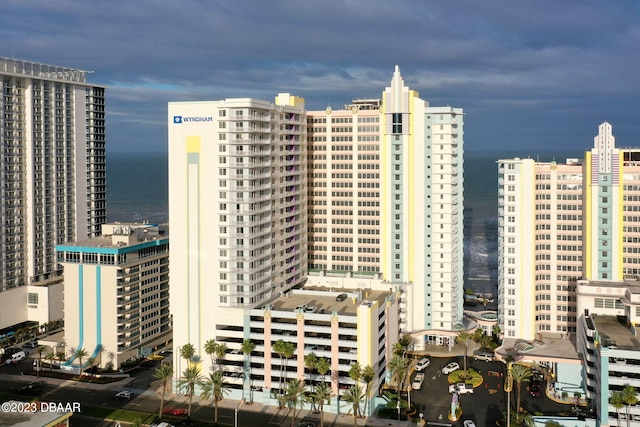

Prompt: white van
[{"left": 7, "top": 351, "right": 26, "bottom": 364}]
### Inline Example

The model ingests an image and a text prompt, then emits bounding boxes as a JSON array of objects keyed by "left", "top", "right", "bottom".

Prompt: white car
[
  {"left": 442, "top": 361, "right": 460, "bottom": 374},
  {"left": 415, "top": 357, "right": 430, "bottom": 371},
  {"left": 114, "top": 390, "right": 133, "bottom": 401},
  {"left": 412, "top": 373, "right": 425, "bottom": 390},
  {"left": 449, "top": 383, "right": 474, "bottom": 394},
  {"left": 463, "top": 420, "right": 477, "bottom": 427}
]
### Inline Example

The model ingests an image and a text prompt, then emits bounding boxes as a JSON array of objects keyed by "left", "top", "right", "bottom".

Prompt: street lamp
[
  {"left": 235, "top": 398, "right": 246, "bottom": 427},
  {"left": 419, "top": 413, "right": 424, "bottom": 426}
]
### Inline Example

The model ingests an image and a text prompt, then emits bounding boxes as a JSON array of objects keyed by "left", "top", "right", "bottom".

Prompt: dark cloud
[{"left": 1, "top": 0, "right": 639, "bottom": 152}]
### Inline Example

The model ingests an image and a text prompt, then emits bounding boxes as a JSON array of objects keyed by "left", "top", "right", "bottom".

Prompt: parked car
[
  {"left": 304, "top": 306, "right": 318, "bottom": 313},
  {"left": 18, "top": 380, "right": 46, "bottom": 395},
  {"left": 415, "top": 357, "right": 431, "bottom": 371},
  {"left": 463, "top": 420, "right": 477, "bottom": 427},
  {"left": 412, "top": 372, "right": 425, "bottom": 390},
  {"left": 473, "top": 351, "right": 495, "bottom": 362},
  {"left": 336, "top": 293, "right": 348, "bottom": 302},
  {"left": 442, "top": 362, "right": 460, "bottom": 374},
  {"left": 6, "top": 351, "right": 26, "bottom": 364},
  {"left": 150, "top": 423, "right": 175, "bottom": 427},
  {"left": 22, "top": 341, "right": 38, "bottom": 349},
  {"left": 162, "top": 407, "right": 188, "bottom": 416},
  {"left": 449, "top": 383, "right": 474, "bottom": 394},
  {"left": 294, "top": 304, "right": 307, "bottom": 312},
  {"left": 114, "top": 390, "right": 133, "bottom": 401}
]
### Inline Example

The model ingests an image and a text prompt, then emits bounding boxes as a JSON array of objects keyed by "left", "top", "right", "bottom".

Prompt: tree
[
  {"left": 273, "top": 340, "right": 287, "bottom": 394},
  {"left": 304, "top": 353, "right": 318, "bottom": 411},
  {"left": 573, "top": 391, "right": 582, "bottom": 408},
  {"left": 312, "top": 382, "right": 332, "bottom": 427},
  {"left": 200, "top": 370, "right": 228, "bottom": 425},
  {"left": 86, "top": 356, "right": 96, "bottom": 375},
  {"left": 622, "top": 384, "right": 637, "bottom": 427},
  {"left": 153, "top": 364, "right": 174, "bottom": 419},
  {"left": 392, "top": 334, "right": 415, "bottom": 360},
  {"left": 348, "top": 362, "right": 362, "bottom": 416},
  {"left": 204, "top": 339, "right": 218, "bottom": 370},
  {"left": 510, "top": 364, "right": 532, "bottom": 422},
  {"left": 456, "top": 330, "right": 473, "bottom": 375},
  {"left": 361, "top": 365, "right": 375, "bottom": 417},
  {"left": 178, "top": 365, "right": 202, "bottom": 418},
  {"left": 316, "top": 357, "right": 331, "bottom": 384},
  {"left": 72, "top": 347, "right": 88, "bottom": 375},
  {"left": 34, "top": 345, "right": 46, "bottom": 379},
  {"left": 388, "top": 355, "right": 409, "bottom": 391},
  {"left": 342, "top": 385, "right": 365, "bottom": 427},
  {"left": 285, "top": 379, "right": 307, "bottom": 427},
  {"left": 281, "top": 342, "right": 296, "bottom": 393},
  {"left": 214, "top": 342, "right": 228, "bottom": 371},
  {"left": 241, "top": 339, "right": 256, "bottom": 402},
  {"left": 44, "top": 350, "right": 57, "bottom": 372},
  {"left": 610, "top": 391, "right": 625, "bottom": 427},
  {"left": 180, "top": 343, "right": 196, "bottom": 368}
]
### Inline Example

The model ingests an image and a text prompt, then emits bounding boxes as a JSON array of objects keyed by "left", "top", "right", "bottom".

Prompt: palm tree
[
  {"left": 73, "top": 347, "right": 88, "bottom": 375},
  {"left": 342, "top": 385, "right": 365, "bottom": 427},
  {"left": 573, "top": 391, "right": 582, "bottom": 408},
  {"left": 456, "top": 330, "right": 473, "bottom": 375},
  {"left": 610, "top": 391, "right": 625, "bottom": 427},
  {"left": 316, "top": 357, "right": 331, "bottom": 384},
  {"left": 34, "top": 345, "right": 46, "bottom": 379},
  {"left": 44, "top": 350, "right": 57, "bottom": 372},
  {"left": 312, "top": 382, "right": 332, "bottom": 427},
  {"left": 153, "top": 364, "right": 174, "bottom": 419},
  {"left": 199, "top": 370, "right": 228, "bottom": 425},
  {"left": 622, "top": 384, "right": 637, "bottom": 427},
  {"left": 510, "top": 364, "right": 532, "bottom": 422},
  {"left": 273, "top": 340, "right": 287, "bottom": 394},
  {"left": 130, "top": 418, "right": 144, "bottom": 427},
  {"left": 282, "top": 342, "right": 296, "bottom": 393},
  {"left": 285, "top": 379, "right": 307, "bottom": 427},
  {"left": 214, "top": 342, "right": 228, "bottom": 371},
  {"left": 361, "top": 365, "right": 375, "bottom": 417},
  {"left": 86, "top": 356, "right": 96, "bottom": 375},
  {"left": 241, "top": 339, "right": 256, "bottom": 402},
  {"left": 181, "top": 343, "right": 196, "bottom": 368},
  {"left": 348, "top": 362, "right": 362, "bottom": 416},
  {"left": 304, "top": 353, "right": 318, "bottom": 411},
  {"left": 178, "top": 365, "right": 202, "bottom": 418},
  {"left": 388, "top": 355, "right": 409, "bottom": 391},
  {"left": 204, "top": 339, "right": 218, "bottom": 370}
]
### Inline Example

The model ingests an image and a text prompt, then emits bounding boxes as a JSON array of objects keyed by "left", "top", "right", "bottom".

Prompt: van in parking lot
[
  {"left": 7, "top": 351, "right": 26, "bottom": 364},
  {"left": 473, "top": 351, "right": 495, "bottom": 362}
]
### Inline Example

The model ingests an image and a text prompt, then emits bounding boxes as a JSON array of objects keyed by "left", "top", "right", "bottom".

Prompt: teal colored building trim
[
  {"left": 56, "top": 238, "right": 169, "bottom": 255},
  {"left": 90, "top": 265, "right": 102, "bottom": 361},
  {"left": 63, "top": 264, "right": 84, "bottom": 366}
]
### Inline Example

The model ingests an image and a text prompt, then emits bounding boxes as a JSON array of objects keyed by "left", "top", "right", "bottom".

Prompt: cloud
[{"left": 1, "top": 0, "right": 639, "bottom": 152}]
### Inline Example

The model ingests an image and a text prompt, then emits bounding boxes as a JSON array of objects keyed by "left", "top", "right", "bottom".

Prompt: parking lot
[{"left": 408, "top": 355, "right": 571, "bottom": 427}]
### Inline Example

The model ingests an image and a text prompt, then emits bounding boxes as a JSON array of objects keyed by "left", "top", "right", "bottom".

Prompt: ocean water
[{"left": 106, "top": 149, "right": 581, "bottom": 293}]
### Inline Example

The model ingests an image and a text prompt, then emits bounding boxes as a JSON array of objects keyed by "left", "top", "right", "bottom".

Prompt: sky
[{"left": 1, "top": 0, "right": 639, "bottom": 154}]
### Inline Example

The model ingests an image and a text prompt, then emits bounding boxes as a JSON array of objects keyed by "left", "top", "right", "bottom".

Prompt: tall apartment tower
[
  {"left": 498, "top": 122, "right": 640, "bottom": 340},
  {"left": 168, "top": 94, "right": 307, "bottom": 372},
  {"left": 497, "top": 158, "right": 583, "bottom": 340},
  {"left": 307, "top": 99, "right": 382, "bottom": 273},
  {"left": 307, "top": 67, "right": 464, "bottom": 333},
  {"left": 0, "top": 57, "right": 106, "bottom": 331},
  {"left": 381, "top": 67, "right": 464, "bottom": 332}
]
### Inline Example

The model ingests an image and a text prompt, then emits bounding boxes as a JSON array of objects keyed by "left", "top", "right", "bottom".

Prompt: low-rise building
[{"left": 56, "top": 223, "right": 171, "bottom": 370}]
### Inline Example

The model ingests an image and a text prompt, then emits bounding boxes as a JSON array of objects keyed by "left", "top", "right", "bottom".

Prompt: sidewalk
[{"left": 4, "top": 371, "right": 416, "bottom": 426}]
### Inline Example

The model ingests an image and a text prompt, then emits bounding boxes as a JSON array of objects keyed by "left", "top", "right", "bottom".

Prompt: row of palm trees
[{"left": 610, "top": 384, "right": 638, "bottom": 427}]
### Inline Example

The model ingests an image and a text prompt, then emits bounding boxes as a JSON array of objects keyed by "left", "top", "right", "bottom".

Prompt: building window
[{"left": 28, "top": 293, "right": 38, "bottom": 305}]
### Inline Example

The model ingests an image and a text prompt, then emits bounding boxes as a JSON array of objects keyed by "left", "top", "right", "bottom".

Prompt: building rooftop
[
  {"left": 0, "top": 401, "right": 72, "bottom": 427},
  {"left": 592, "top": 315, "right": 640, "bottom": 350},
  {"left": 1, "top": 56, "right": 91, "bottom": 83},
  {"left": 266, "top": 286, "right": 392, "bottom": 317},
  {"left": 61, "top": 222, "right": 168, "bottom": 249}
]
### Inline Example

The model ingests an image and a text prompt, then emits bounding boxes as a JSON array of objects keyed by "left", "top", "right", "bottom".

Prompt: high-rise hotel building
[
  {"left": 168, "top": 94, "right": 307, "bottom": 373},
  {"left": 0, "top": 57, "right": 106, "bottom": 331},
  {"left": 497, "top": 122, "right": 640, "bottom": 340},
  {"left": 307, "top": 66, "right": 464, "bottom": 333}
]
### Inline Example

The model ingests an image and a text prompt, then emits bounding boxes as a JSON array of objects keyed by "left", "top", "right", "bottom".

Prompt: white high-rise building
[
  {"left": 0, "top": 57, "right": 106, "bottom": 331},
  {"left": 168, "top": 94, "right": 307, "bottom": 373}
]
